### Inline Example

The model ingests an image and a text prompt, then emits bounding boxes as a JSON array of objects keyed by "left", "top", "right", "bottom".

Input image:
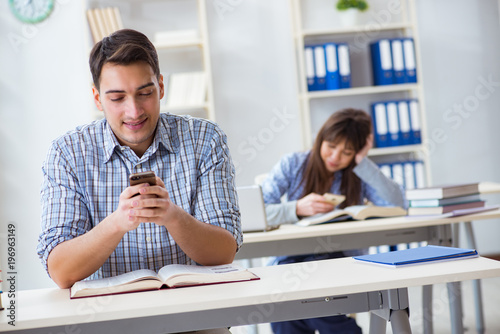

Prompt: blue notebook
[{"left": 354, "top": 245, "right": 478, "bottom": 267}]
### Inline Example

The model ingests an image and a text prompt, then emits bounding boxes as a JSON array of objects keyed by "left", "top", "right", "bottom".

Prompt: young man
[{"left": 37, "top": 29, "right": 241, "bottom": 333}]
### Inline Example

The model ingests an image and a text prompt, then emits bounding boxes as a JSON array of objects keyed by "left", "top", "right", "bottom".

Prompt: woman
[{"left": 261, "top": 108, "right": 406, "bottom": 334}]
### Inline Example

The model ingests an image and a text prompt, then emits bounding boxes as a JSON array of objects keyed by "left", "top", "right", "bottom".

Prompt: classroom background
[{"left": 1, "top": 0, "right": 500, "bottom": 291}]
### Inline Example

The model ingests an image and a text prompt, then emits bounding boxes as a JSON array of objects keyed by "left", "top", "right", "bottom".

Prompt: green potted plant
[
  {"left": 336, "top": 0, "right": 369, "bottom": 12},
  {"left": 336, "top": 0, "right": 368, "bottom": 26}
]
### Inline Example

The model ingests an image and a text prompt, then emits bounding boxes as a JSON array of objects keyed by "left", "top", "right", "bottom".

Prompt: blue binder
[
  {"left": 313, "top": 45, "right": 327, "bottom": 90},
  {"left": 397, "top": 100, "right": 412, "bottom": 145},
  {"left": 402, "top": 37, "right": 417, "bottom": 83},
  {"left": 371, "top": 102, "right": 389, "bottom": 148},
  {"left": 386, "top": 101, "right": 401, "bottom": 146},
  {"left": 324, "top": 43, "right": 340, "bottom": 90},
  {"left": 370, "top": 39, "right": 393, "bottom": 85},
  {"left": 304, "top": 46, "right": 316, "bottom": 91},
  {"left": 403, "top": 161, "right": 416, "bottom": 190},
  {"left": 390, "top": 162, "right": 405, "bottom": 188},
  {"left": 412, "top": 160, "right": 426, "bottom": 188},
  {"left": 337, "top": 43, "right": 351, "bottom": 88},
  {"left": 408, "top": 99, "right": 422, "bottom": 144},
  {"left": 391, "top": 39, "right": 405, "bottom": 84}
]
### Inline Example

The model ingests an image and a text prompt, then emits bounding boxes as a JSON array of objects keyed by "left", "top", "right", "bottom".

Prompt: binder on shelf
[
  {"left": 397, "top": 100, "right": 412, "bottom": 145},
  {"left": 386, "top": 101, "right": 400, "bottom": 146},
  {"left": 304, "top": 46, "right": 316, "bottom": 91},
  {"left": 408, "top": 99, "right": 422, "bottom": 144},
  {"left": 413, "top": 160, "right": 426, "bottom": 188},
  {"left": 324, "top": 43, "right": 340, "bottom": 90},
  {"left": 378, "top": 163, "right": 393, "bottom": 179},
  {"left": 402, "top": 37, "right": 417, "bottom": 83},
  {"left": 370, "top": 39, "right": 393, "bottom": 86},
  {"left": 337, "top": 43, "right": 351, "bottom": 89},
  {"left": 313, "top": 45, "right": 327, "bottom": 91},
  {"left": 404, "top": 162, "right": 416, "bottom": 190},
  {"left": 391, "top": 162, "right": 405, "bottom": 188},
  {"left": 391, "top": 39, "right": 405, "bottom": 84},
  {"left": 371, "top": 102, "right": 389, "bottom": 148}
]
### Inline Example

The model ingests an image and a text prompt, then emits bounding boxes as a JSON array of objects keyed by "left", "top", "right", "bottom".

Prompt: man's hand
[
  {"left": 296, "top": 193, "right": 335, "bottom": 217},
  {"left": 126, "top": 177, "right": 181, "bottom": 228}
]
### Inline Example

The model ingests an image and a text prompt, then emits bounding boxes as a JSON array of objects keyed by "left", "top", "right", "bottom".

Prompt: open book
[
  {"left": 70, "top": 263, "right": 259, "bottom": 299},
  {"left": 296, "top": 205, "right": 407, "bottom": 226}
]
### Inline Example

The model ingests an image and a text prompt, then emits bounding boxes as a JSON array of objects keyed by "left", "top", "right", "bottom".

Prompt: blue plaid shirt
[{"left": 37, "top": 113, "right": 242, "bottom": 280}]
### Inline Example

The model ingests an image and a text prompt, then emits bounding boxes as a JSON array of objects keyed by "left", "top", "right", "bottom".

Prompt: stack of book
[
  {"left": 86, "top": 7, "right": 124, "bottom": 44},
  {"left": 406, "top": 183, "right": 489, "bottom": 216}
]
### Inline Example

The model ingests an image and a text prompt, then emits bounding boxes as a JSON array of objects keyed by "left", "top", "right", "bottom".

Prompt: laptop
[{"left": 236, "top": 185, "right": 278, "bottom": 232}]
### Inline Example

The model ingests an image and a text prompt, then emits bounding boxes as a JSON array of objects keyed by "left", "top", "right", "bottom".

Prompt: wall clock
[{"left": 9, "top": 0, "right": 55, "bottom": 24}]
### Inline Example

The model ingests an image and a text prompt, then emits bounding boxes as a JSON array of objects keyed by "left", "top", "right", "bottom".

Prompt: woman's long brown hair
[{"left": 301, "top": 108, "right": 372, "bottom": 208}]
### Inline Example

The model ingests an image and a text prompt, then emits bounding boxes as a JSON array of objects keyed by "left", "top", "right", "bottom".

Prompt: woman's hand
[
  {"left": 355, "top": 134, "right": 373, "bottom": 164},
  {"left": 296, "top": 193, "right": 335, "bottom": 217}
]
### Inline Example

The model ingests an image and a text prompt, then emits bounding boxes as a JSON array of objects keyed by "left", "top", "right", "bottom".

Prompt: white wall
[{"left": 1, "top": 0, "right": 500, "bottom": 290}]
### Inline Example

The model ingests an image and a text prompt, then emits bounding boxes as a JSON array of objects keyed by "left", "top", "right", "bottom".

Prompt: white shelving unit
[
  {"left": 85, "top": 0, "right": 216, "bottom": 121},
  {"left": 289, "top": 0, "right": 431, "bottom": 187}
]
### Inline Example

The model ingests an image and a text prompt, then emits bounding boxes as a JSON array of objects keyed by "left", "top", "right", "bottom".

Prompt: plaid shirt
[{"left": 37, "top": 113, "right": 242, "bottom": 280}]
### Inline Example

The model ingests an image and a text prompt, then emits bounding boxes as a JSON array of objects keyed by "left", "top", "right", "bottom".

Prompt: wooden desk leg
[
  {"left": 422, "top": 285, "right": 434, "bottom": 334},
  {"left": 464, "top": 221, "right": 485, "bottom": 334}
]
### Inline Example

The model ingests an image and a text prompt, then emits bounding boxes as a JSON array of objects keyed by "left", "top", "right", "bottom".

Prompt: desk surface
[
  {"left": 242, "top": 208, "right": 500, "bottom": 245},
  {"left": 2, "top": 256, "right": 500, "bottom": 333}
]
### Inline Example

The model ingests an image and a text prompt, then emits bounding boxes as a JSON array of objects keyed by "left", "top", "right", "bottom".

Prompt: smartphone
[{"left": 129, "top": 171, "right": 157, "bottom": 186}]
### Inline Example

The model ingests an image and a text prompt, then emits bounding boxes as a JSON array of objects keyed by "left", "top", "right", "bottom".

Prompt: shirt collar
[{"left": 102, "top": 114, "right": 178, "bottom": 163}]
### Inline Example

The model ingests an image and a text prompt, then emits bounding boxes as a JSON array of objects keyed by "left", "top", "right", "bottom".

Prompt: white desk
[
  {"left": 237, "top": 209, "right": 500, "bottom": 259},
  {"left": 237, "top": 208, "right": 500, "bottom": 334},
  {"left": 1, "top": 256, "right": 500, "bottom": 334}
]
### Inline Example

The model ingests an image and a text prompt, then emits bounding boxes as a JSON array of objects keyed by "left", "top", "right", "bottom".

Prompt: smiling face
[
  {"left": 319, "top": 138, "right": 355, "bottom": 173},
  {"left": 92, "top": 62, "right": 164, "bottom": 157}
]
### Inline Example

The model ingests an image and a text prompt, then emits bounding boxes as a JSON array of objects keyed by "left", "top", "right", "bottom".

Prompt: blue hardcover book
[
  {"left": 370, "top": 39, "right": 393, "bottom": 85},
  {"left": 304, "top": 46, "right": 316, "bottom": 91},
  {"left": 402, "top": 37, "right": 417, "bottom": 83},
  {"left": 324, "top": 43, "right": 340, "bottom": 90},
  {"left": 386, "top": 101, "right": 401, "bottom": 146},
  {"left": 354, "top": 245, "right": 478, "bottom": 267},
  {"left": 408, "top": 99, "right": 422, "bottom": 144},
  {"left": 337, "top": 43, "right": 351, "bottom": 89},
  {"left": 313, "top": 45, "right": 327, "bottom": 91},
  {"left": 391, "top": 39, "right": 405, "bottom": 84},
  {"left": 371, "top": 102, "right": 389, "bottom": 148},
  {"left": 397, "top": 100, "right": 412, "bottom": 145}
]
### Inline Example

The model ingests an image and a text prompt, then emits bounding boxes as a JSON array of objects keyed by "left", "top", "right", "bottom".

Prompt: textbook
[
  {"left": 353, "top": 245, "right": 478, "bottom": 267},
  {"left": 70, "top": 263, "right": 259, "bottom": 299},
  {"left": 407, "top": 200, "right": 485, "bottom": 216},
  {"left": 406, "top": 183, "right": 479, "bottom": 200},
  {"left": 296, "top": 205, "right": 407, "bottom": 226},
  {"left": 409, "top": 193, "right": 482, "bottom": 208}
]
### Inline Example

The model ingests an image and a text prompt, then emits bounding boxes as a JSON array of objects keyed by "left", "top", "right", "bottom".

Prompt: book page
[
  {"left": 158, "top": 264, "right": 256, "bottom": 287},
  {"left": 70, "top": 269, "right": 161, "bottom": 298}
]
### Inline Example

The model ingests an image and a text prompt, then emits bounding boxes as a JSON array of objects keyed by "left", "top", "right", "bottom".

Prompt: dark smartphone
[{"left": 129, "top": 171, "right": 157, "bottom": 186}]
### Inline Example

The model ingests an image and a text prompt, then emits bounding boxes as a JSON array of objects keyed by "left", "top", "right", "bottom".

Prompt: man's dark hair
[{"left": 89, "top": 29, "right": 160, "bottom": 91}]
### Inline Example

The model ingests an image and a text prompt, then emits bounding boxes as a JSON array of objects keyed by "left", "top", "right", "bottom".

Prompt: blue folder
[
  {"left": 370, "top": 39, "right": 393, "bottom": 85},
  {"left": 324, "top": 43, "right": 340, "bottom": 90},
  {"left": 354, "top": 245, "right": 478, "bottom": 267}
]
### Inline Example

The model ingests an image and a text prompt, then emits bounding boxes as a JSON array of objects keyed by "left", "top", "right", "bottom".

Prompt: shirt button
[
  {"left": 137, "top": 164, "right": 142, "bottom": 169},
  {"left": 146, "top": 237, "right": 151, "bottom": 242}
]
